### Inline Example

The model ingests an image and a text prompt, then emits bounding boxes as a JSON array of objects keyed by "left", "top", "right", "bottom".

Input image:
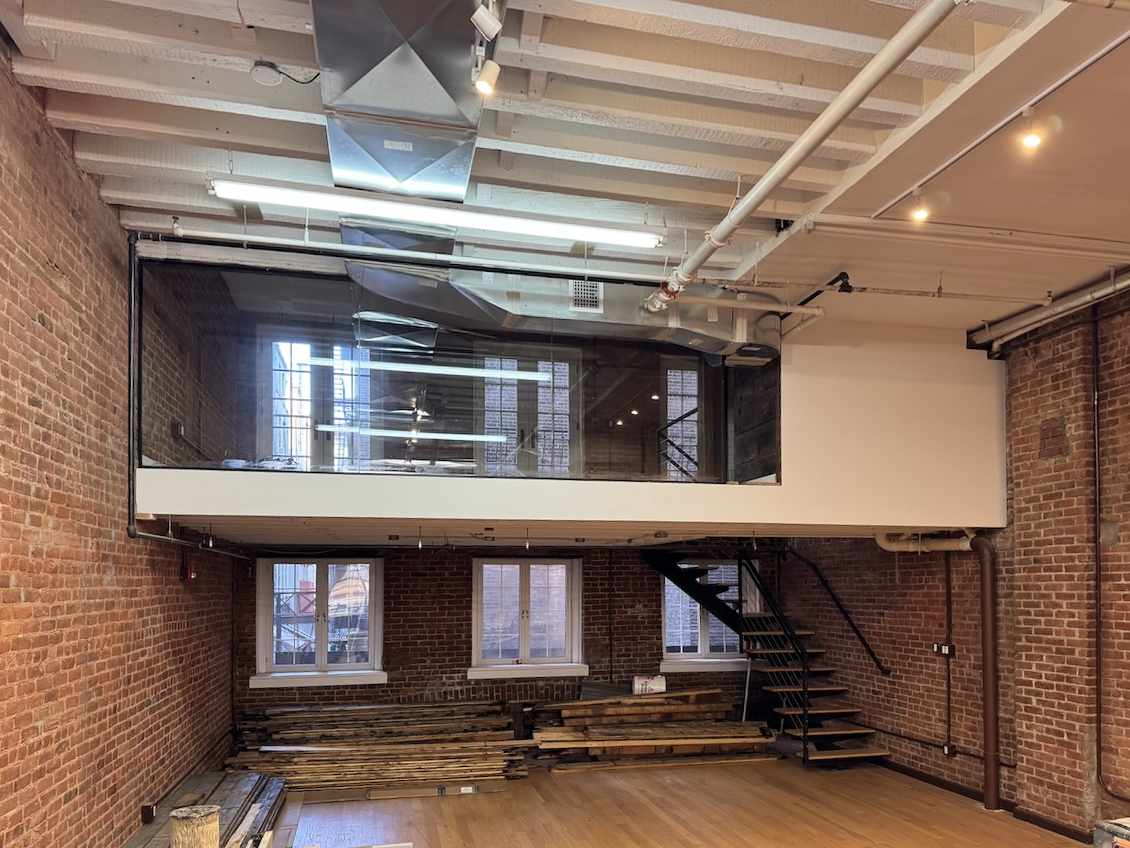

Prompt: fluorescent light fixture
[
  {"left": 210, "top": 179, "right": 662, "bottom": 249},
  {"left": 309, "top": 356, "right": 551, "bottom": 382},
  {"left": 317, "top": 424, "right": 505, "bottom": 444}
]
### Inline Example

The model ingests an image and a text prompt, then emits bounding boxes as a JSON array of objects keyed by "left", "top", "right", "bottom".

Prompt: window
[
  {"left": 477, "top": 345, "right": 580, "bottom": 478},
  {"left": 663, "top": 363, "right": 700, "bottom": 481},
  {"left": 469, "top": 558, "right": 586, "bottom": 679},
  {"left": 259, "top": 333, "right": 377, "bottom": 471},
  {"left": 661, "top": 562, "right": 758, "bottom": 672},
  {"left": 253, "top": 558, "right": 386, "bottom": 687}
]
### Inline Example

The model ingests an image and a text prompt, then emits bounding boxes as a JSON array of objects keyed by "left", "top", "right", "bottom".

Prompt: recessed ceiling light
[
  {"left": 650, "top": 394, "right": 660, "bottom": 401},
  {"left": 911, "top": 207, "right": 930, "bottom": 223},
  {"left": 1021, "top": 132, "right": 1043, "bottom": 150},
  {"left": 615, "top": 419, "right": 624, "bottom": 426},
  {"left": 630, "top": 409, "right": 639, "bottom": 415}
]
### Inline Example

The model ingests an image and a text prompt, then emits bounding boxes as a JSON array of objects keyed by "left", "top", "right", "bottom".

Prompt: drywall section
[{"left": 138, "top": 323, "right": 1007, "bottom": 533}]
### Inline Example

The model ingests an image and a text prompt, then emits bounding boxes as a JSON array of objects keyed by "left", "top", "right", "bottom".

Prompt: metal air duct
[{"left": 312, "top": 0, "right": 483, "bottom": 201}]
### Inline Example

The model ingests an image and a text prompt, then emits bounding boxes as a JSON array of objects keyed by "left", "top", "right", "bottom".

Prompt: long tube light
[
  {"left": 316, "top": 424, "right": 505, "bottom": 444},
  {"left": 210, "top": 179, "right": 662, "bottom": 249},
  {"left": 308, "top": 357, "right": 551, "bottom": 382}
]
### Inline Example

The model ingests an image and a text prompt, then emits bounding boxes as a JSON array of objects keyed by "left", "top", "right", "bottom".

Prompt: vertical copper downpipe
[
  {"left": 970, "top": 536, "right": 1001, "bottom": 810},
  {"left": 1092, "top": 307, "right": 1130, "bottom": 804}
]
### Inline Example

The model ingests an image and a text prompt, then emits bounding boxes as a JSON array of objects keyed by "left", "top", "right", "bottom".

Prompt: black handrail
[
  {"left": 656, "top": 406, "right": 700, "bottom": 479},
  {"left": 786, "top": 547, "right": 891, "bottom": 676},
  {"left": 738, "top": 550, "right": 810, "bottom": 765}
]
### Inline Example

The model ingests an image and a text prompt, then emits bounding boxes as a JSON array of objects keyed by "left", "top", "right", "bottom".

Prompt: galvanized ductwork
[
  {"left": 342, "top": 225, "right": 782, "bottom": 357},
  {"left": 312, "top": 0, "right": 483, "bottom": 200}
]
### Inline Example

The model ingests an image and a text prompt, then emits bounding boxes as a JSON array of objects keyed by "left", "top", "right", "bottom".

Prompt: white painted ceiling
[{"left": 3, "top": 0, "right": 1130, "bottom": 332}]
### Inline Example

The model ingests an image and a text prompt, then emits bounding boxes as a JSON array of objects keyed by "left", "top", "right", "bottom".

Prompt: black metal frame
[
  {"left": 126, "top": 235, "right": 253, "bottom": 562},
  {"left": 785, "top": 547, "right": 890, "bottom": 676}
]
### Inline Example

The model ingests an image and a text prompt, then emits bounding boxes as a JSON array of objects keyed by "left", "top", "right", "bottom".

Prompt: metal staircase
[{"left": 644, "top": 547, "right": 890, "bottom": 766}]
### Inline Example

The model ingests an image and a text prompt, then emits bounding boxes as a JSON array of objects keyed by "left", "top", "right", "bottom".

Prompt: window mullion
[
  {"left": 519, "top": 562, "right": 530, "bottom": 663},
  {"left": 699, "top": 600, "right": 711, "bottom": 657},
  {"left": 316, "top": 562, "right": 329, "bottom": 670}
]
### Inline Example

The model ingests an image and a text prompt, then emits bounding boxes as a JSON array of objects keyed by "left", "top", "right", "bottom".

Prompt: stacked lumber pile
[
  {"left": 229, "top": 701, "right": 531, "bottom": 795},
  {"left": 533, "top": 689, "right": 775, "bottom": 773},
  {"left": 124, "top": 770, "right": 285, "bottom": 848},
  {"left": 536, "top": 687, "right": 733, "bottom": 728}
]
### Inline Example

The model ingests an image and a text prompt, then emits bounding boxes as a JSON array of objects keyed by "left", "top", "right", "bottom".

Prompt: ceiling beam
[
  {"left": 476, "top": 113, "right": 839, "bottom": 194},
  {"left": 493, "top": 34, "right": 921, "bottom": 127},
  {"left": 12, "top": 45, "right": 325, "bottom": 124},
  {"left": 869, "top": 0, "right": 1040, "bottom": 28},
  {"left": 109, "top": 0, "right": 313, "bottom": 34},
  {"left": 505, "top": 0, "right": 972, "bottom": 82},
  {"left": 473, "top": 155, "right": 806, "bottom": 221},
  {"left": 22, "top": 0, "right": 318, "bottom": 73},
  {"left": 488, "top": 76, "right": 876, "bottom": 164},
  {"left": 0, "top": 0, "right": 55, "bottom": 58},
  {"left": 44, "top": 91, "right": 330, "bottom": 159}
]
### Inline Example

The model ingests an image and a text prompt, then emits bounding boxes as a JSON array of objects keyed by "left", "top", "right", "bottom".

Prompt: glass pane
[
  {"left": 707, "top": 563, "right": 740, "bottom": 654},
  {"left": 330, "top": 346, "right": 372, "bottom": 472},
  {"left": 665, "top": 368, "right": 699, "bottom": 481},
  {"left": 536, "top": 361, "right": 571, "bottom": 477},
  {"left": 481, "top": 563, "right": 520, "bottom": 660},
  {"left": 327, "top": 563, "right": 371, "bottom": 665},
  {"left": 273, "top": 562, "right": 316, "bottom": 666},
  {"left": 482, "top": 357, "right": 520, "bottom": 476},
  {"left": 270, "top": 342, "right": 313, "bottom": 470},
  {"left": 529, "top": 563, "right": 568, "bottom": 658},
  {"left": 664, "top": 577, "right": 699, "bottom": 654}
]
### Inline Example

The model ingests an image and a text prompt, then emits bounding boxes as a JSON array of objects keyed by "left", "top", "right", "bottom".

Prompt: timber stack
[
  {"left": 533, "top": 688, "right": 776, "bottom": 772},
  {"left": 229, "top": 701, "right": 531, "bottom": 794}
]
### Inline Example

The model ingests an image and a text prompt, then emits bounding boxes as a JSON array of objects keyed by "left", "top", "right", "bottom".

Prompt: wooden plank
[
  {"left": 551, "top": 753, "right": 778, "bottom": 773},
  {"left": 559, "top": 702, "right": 728, "bottom": 718},
  {"left": 542, "top": 688, "right": 721, "bottom": 710}
]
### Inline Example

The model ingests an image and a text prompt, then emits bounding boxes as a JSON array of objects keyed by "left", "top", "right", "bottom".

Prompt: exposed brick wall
[
  {"left": 777, "top": 293, "right": 1130, "bottom": 833},
  {"left": 233, "top": 547, "right": 745, "bottom": 713},
  {"left": 0, "top": 57, "right": 233, "bottom": 848}
]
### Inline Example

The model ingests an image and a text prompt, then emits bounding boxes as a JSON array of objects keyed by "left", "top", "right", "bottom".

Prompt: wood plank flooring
[{"left": 292, "top": 760, "right": 1076, "bottom": 848}]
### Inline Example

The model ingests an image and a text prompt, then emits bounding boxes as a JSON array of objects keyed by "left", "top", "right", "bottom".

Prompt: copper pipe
[
  {"left": 1090, "top": 308, "right": 1130, "bottom": 802},
  {"left": 970, "top": 536, "right": 1000, "bottom": 811}
]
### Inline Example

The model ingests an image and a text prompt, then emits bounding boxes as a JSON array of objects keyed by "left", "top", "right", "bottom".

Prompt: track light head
[
  {"left": 475, "top": 59, "right": 500, "bottom": 96},
  {"left": 472, "top": 5, "right": 503, "bottom": 40}
]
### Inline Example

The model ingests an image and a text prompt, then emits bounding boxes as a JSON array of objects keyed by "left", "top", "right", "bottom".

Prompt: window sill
[
  {"left": 660, "top": 658, "right": 748, "bottom": 673},
  {"left": 466, "top": 663, "right": 589, "bottom": 681},
  {"left": 249, "top": 670, "right": 388, "bottom": 689}
]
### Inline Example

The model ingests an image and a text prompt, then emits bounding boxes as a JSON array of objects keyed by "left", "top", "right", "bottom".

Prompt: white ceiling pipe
[
  {"left": 1062, "top": 0, "right": 1130, "bottom": 9},
  {"left": 970, "top": 267, "right": 1130, "bottom": 348},
  {"left": 642, "top": 0, "right": 966, "bottom": 313},
  {"left": 676, "top": 294, "right": 824, "bottom": 317},
  {"left": 875, "top": 532, "right": 974, "bottom": 553}
]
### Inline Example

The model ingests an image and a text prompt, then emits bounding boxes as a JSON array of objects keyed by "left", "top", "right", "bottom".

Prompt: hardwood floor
[{"left": 292, "top": 760, "right": 1076, "bottom": 848}]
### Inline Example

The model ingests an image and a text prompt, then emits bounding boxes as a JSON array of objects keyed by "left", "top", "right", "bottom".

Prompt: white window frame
[
  {"left": 252, "top": 558, "right": 387, "bottom": 688},
  {"left": 468, "top": 558, "right": 587, "bottom": 680},
  {"left": 660, "top": 560, "right": 754, "bottom": 674}
]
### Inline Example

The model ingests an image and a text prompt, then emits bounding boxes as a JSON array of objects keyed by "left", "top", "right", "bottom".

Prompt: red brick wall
[
  {"left": 778, "top": 295, "right": 1130, "bottom": 833},
  {"left": 0, "top": 57, "right": 234, "bottom": 848},
  {"left": 233, "top": 547, "right": 745, "bottom": 712}
]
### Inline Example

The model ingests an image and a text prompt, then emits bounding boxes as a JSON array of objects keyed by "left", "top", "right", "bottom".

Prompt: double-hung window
[
  {"left": 252, "top": 558, "right": 386, "bottom": 687},
  {"left": 469, "top": 558, "right": 586, "bottom": 679},
  {"left": 661, "top": 561, "right": 758, "bottom": 673}
]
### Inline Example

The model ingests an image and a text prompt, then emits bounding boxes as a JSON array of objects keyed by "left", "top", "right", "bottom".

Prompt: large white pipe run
[
  {"left": 642, "top": 0, "right": 967, "bottom": 313},
  {"left": 970, "top": 267, "right": 1130, "bottom": 348},
  {"left": 875, "top": 532, "right": 974, "bottom": 553}
]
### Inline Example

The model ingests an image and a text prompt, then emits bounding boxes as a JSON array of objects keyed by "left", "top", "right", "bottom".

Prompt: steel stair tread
[
  {"left": 746, "top": 648, "right": 826, "bottom": 656},
  {"left": 751, "top": 665, "right": 834, "bottom": 673},
  {"left": 741, "top": 629, "right": 815, "bottom": 637},
  {"left": 774, "top": 705, "right": 859, "bottom": 716},
  {"left": 784, "top": 727, "right": 875, "bottom": 738},
  {"left": 764, "top": 685, "right": 848, "bottom": 695}
]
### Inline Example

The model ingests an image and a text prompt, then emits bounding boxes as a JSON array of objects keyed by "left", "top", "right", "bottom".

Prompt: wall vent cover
[{"left": 569, "top": 279, "right": 604, "bottom": 313}]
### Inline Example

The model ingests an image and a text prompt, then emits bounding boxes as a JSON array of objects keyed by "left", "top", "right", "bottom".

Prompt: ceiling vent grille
[{"left": 569, "top": 279, "right": 604, "bottom": 313}]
